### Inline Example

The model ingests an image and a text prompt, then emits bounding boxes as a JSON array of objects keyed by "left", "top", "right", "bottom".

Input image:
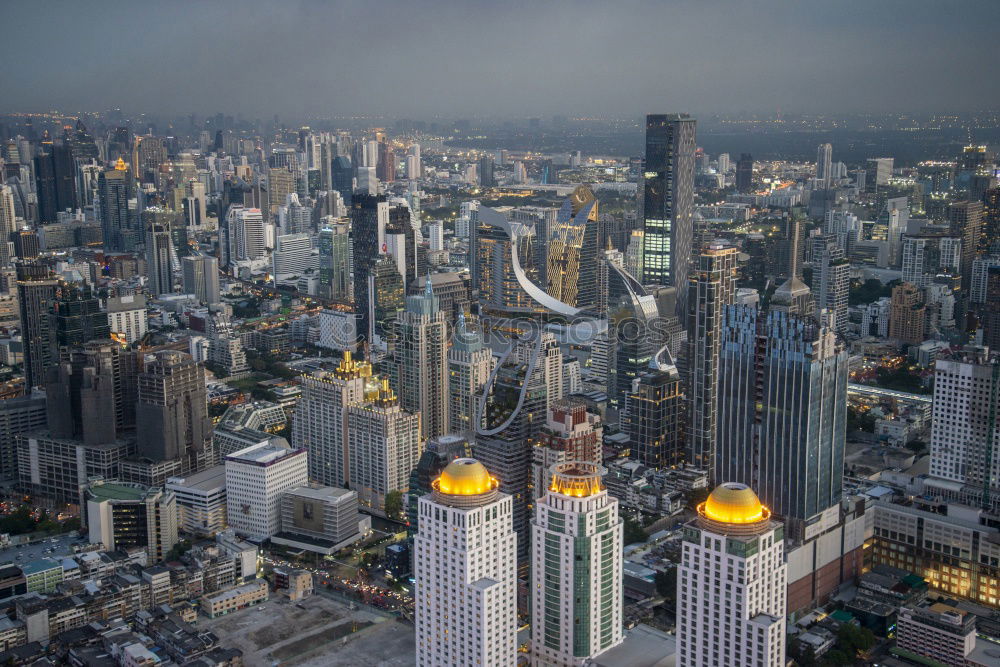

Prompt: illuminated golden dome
[
  {"left": 434, "top": 458, "right": 497, "bottom": 496},
  {"left": 114, "top": 157, "right": 127, "bottom": 171},
  {"left": 700, "top": 483, "right": 768, "bottom": 524}
]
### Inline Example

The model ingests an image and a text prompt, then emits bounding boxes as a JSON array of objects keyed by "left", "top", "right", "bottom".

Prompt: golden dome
[
  {"left": 114, "top": 157, "right": 127, "bottom": 171},
  {"left": 434, "top": 458, "right": 497, "bottom": 496},
  {"left": 700, "top": 483, "right": 768, "bottom": 524}
]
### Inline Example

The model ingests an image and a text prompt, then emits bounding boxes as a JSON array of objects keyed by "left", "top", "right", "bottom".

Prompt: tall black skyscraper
[
  {"left": 48, "top": 283, "right": 111, "bottom": 357},
  {"left": 351, "top": 192, "right": 387, "bottom": 349},
  {"left": 479, "top": 154, "right": 495, "bottom": 188},
  {"left": 135, "top": 351, "right": 212, "bottom": 469},
  {"left": 34, "top": 143, "right": 77, "bottom": 223},
  {"left": 736, "top": 153, "right": 754, "bottom": 193},
  {"left": 642, "top": 114, "right": 696, "bottom": 320},
  {"left": 331, "top": 156, "right": 354, "bottom": 207}
]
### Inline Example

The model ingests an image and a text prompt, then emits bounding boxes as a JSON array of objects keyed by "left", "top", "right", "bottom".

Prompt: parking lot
[
  {"left": 195, "top": 591, "right": 415, "bottom": 666},
  {"left": 0, "top": 533, "right": 84, "bottom": 567}
]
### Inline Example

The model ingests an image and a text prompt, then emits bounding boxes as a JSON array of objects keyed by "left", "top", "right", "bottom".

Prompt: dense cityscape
[{"left": 1, "top": 3, "right": 1000, "bottom": 667}]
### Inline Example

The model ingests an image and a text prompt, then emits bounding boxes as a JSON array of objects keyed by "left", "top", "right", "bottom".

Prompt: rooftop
[
  {"left": 226, "top": 441, "right": 301, "bottom": 466},
  {"left": 86, "top": 481, "right": 156, "bottom": 502},
  {"left": 166, "top": 465, "right": 227, "bottom": 492},
  {"left": 282, "top": 485, "right": 354, "bottom": 502}
]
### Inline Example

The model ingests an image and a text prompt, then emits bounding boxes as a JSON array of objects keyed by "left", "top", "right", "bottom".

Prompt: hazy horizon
[{"left": 4, "top": 0, "right": 999, "bottom": 119}]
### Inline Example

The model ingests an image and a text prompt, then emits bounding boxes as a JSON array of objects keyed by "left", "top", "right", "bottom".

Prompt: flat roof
[
  {"left": 283, "top": 485, "right": 354, "bottom": 501},
  {"left": 166, "top": 465, "right": 227, "bottom": 492},
  {"left": 21, "top": 559, "right": 61, "bottom": 575},
  {"left": 226, "top": 442, "right": 301, "bottom": 466},
  {"left": 87, "top": 482, "right": 150, "bottom": 502}
]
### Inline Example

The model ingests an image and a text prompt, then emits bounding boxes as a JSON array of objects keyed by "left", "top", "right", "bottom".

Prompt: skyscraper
[
  {"left": 448, "top": 314, "right": 495, "bottom": 435},
  {"left": 48, "top": 283, "right": 110, "bottom": 356},
  {"left": 34, "top": 143, "right": 77, "bottom": 223},
  {"left": 318, "top": 223, "right": 351, "bottom": 301},
  {"left": 926, "top": 347, "right": 1000, "bottom": 509},
  {"left": 331, "top": 156, "right": 354, "bottom": 207},
  {"left": 350, "top": 193, "right": 388, "bottom": 348},
  {"left": 394, "top": 277, "right": 449, "bottom": 440},
  {"left": 225, "top": 206, "right": 267, "bottom": 264},
  {"left": 346, "top": 379, "right": 421, "bottom": 516},
  {"left": 145, "top": 213, "right": 173, "bottom": 296},
  {"left": 16, "top": 263, "right": 59, "bottom": 389},
  {"left": 531, "top": 462, "right": 623, "bottom": 665},
  {"left": 686, "top": 244, "right": 738, "bottom": 469},
  {"left": 98, "top": 158, "right": 136, "bottom": 252},
  {"left": 546, "top": 185, "right": 605, "bottom": 312},
  {"left": 293, "top": 353, "right": 373, "bottom": 488},
  {"left": 812, "top": 234, "right": 850, "bottom": 334},
  {"left": 531, "top": 398, "right": 603, "bottom": 499},
  {"left": 816, "top": 143, "right": 833, "bottom": 188},
  {"left": 182, "top": 255, "right": 221, "bottom": 306},
  {"left": 478, "top": 153, "right": 495, "bottom": 187},
  {"left": 135, "top": 351, "right": 212, "bottom": 472},
  {"left": 735, "top": 153, "right": 753, "bottom": 193},
  {"left": 716, "top": 306, "right": 847, "bottom": 537},
  {"left": 642, "top": 114, "right": 696, "bottom": 319},
  {"left": 625, "top": 362, "right": 686, "bottom": 469},
  {"left": 948, "top": 200, "right": 984, "bottom": 294},
  {"left": 677, "top": 483, "right": 786, "bottom": 667},
  {"left": 370, "top": 255, "right": 405, "bottom": 348},
  {"left": 414, "top": 458, "right": 517, "bottom": 667},
  {"left": 888, "top": 282, "right": 926, "bottom": 345}
]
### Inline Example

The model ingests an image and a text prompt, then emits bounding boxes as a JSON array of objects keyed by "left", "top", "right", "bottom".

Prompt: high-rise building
[
  {"left": 642, "top": 114, "right": 696, "bottom": 319},
  {"left": 272, "top": 233, "right": 312, "bottom": 276},
  {"left": 546, "top": 186, "right": 604, "bottom": 311},
  {"left": 350, "top": 193, "right": 388, "bottom": 348},
  {"left": 926, "top": 347, "right": 1000, "bottom": 509},
  {"left": 145, "top": 214, "right": 173, "bottom": 296},
  {"left": 816, "top": 143, "right": 833, "bottom": 188},
  {"left": 414, "top": 458, "right": 517, "bottom": 667},
  {"left": 376, "top": 141, "right": 395, "bottom": 183},
  {"left": 225, "top": 439, "right": 308, "bottom": 538},
  {"left": 98, "top": 158, "right": 137, "bottom": 252},
  {"left": 34, "top": 143, "right": 77, "bottom": 223},
  {"left": 45, "top": 340, "right": 141, "bottom": 446},
  {"left": 677, "top": 483, "right": 786, "bottom": 667},
  {"left": 888, "top": 282, "right": 927, "bottom": 345},
  {"left": 331, "top": 156, "right": 354, "bottom": 207},
  {"left": 478, "top": 154, "right": 495, "bottom": 188},
  {"left": 530, "top": 462, "right": 623, "bottom": 666},
  {"left": 0, "top": 185, "right": 20, "bottom": 243},
  {"left": 686, "top": 244, "right": 738, "bottom": 469},
  {"left": 716, "top": 306, "right": 847, "bottom": 537},
  {"left": 394, "top": 277, "right": 449, "bottom": 440},
  {"left": 48, "top": 283, "right": 110, "bottom": 356},
  {"left": 225, "top": 206, "right": 267, "bottom": 264},
  {"left": 625, "top": 363, "right": 686, "bottom": 469},
  {"left": 948, "top": 200, "right": 984, "bottom": 294},
  {"left": 735, "top": 153, "right": 754, "bottom": 193},
  {"left": 182, "top": 255, "right": 221, "bottom": 306},
  {"left": 370, "top": 255, "right": 405, "bottom": 347},
  {"left": 448, "top": 314, "right": 495, "bottom": 435},
  {"left": 812, "top": 234, "right": 850, "bottom": 334},
  {"left": 267, "top": 167, "right": 296, "bottom": 220},
  {"left": 292, "top": 353, "right": 372, "bottom": 487},
  {"left": 318, "top": 223, "right": 351, "bottom": 301},
  {"left": 901, "top": 233, "right": 962, "bottom": 288},
  {"left": 135, "top": 351, "right": 212, "bottom": 472},
  {"left": 346, "top": 379, "right": 421, "bottom": 516},
  {"left": 16, "top": 263, "right": 59, "bottom": 389},
  {"left": 0, "top": 392, "right": 47, "bottom": 481},
  {"left": 86, "top": 480, "right": 178, "bottom": 563},
  {"left": 106, "top": 294, "right": 148, "bottom": 345},
  {"left": 135, "top": 136, "right": 167, "bottom": 184}
]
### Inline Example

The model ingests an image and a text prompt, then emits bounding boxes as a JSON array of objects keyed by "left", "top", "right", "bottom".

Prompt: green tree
[
  {"left": 654, "top": 568, "right": 676, "bottom": 604},
  {"left": 623, "top": 517, "right": 647, "bottom": 545},
  {"left": 384, "top": 490, "right": 404, "bottom": 520}
]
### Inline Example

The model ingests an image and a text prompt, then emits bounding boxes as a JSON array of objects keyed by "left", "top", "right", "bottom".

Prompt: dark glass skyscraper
[
  {"left": 99, "top": 160, "right": 136, "bottom": 252},
  {"left": 48, "top": 283, "right": 111, "bottom": 356},
  {"left": 331, "top": 156, "right": 354, "bottom": 207},
  {"left": 34, "top": 143, "right": 77, "bottom": 223},
  {"left": 642, "top": 114, "right": 695, "bottom": 320},
  {"left": 735, "top": 153, "right": 754, "bottom": 193},
  {"left": 715, "top": 306, "right": 848, "bottom": 539},
  {"left": 350, "top": 192, "right": 387, "bottom": 349},
  {"left": 16, "top": 263, "right": 59, "bottom": 389}
]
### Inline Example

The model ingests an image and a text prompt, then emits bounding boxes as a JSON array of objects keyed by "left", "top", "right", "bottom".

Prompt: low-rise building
[
  {"left": 896, "top": 602, "right": 976, "bottom": 667},
  {"left": 199, "top": 579, "right": 269, "bottom": 618},
  {"left": 272, "top": 485, "right": 371, "bottom": 555},
  {"left": 21, "top": 559, "right": 63, "bottom": 594}
]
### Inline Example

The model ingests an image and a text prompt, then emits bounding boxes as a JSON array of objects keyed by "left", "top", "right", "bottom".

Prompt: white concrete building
[
  {"left": 530, "top": 462, "right": 623, "bottom": 666},
  {"left": 224, "top": 440, "right": 308, "bottom": 538},
  {"left": 677, "top": 483, "right": 786, "bottom": 667},
  {"left": 447, "top": 314, "right": 494, "bottom": 435},
  {"left": 166, "top": 465, "right": 227, "bottom": 537},
  {"left": 105, "top": 294, "right": 148, "bottom": 344},
  {"left": 414, "top": 459, "right": 517, "bottom": 667},
  {"left": 272, "top": 232, "right": 313, "bottom": 276}
]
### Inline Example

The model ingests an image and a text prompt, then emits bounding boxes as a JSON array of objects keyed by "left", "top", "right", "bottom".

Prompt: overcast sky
[{"left": 3, "top": 0, "right": 999, "bottom": 119}]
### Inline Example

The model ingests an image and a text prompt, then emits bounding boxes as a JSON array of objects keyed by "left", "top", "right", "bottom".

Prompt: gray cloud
[{"left": 3, "top": 0, "right": 998, "bottom": 118}]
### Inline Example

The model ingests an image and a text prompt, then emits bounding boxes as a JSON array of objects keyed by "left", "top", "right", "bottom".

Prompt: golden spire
[{"left": 114, "top": 157, "right": 127, "bottom": 171}]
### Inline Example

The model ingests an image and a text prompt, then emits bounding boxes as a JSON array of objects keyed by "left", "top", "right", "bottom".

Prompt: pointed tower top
[{"left": 114, "top": 157, "right": 127, "bottom": 171}]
